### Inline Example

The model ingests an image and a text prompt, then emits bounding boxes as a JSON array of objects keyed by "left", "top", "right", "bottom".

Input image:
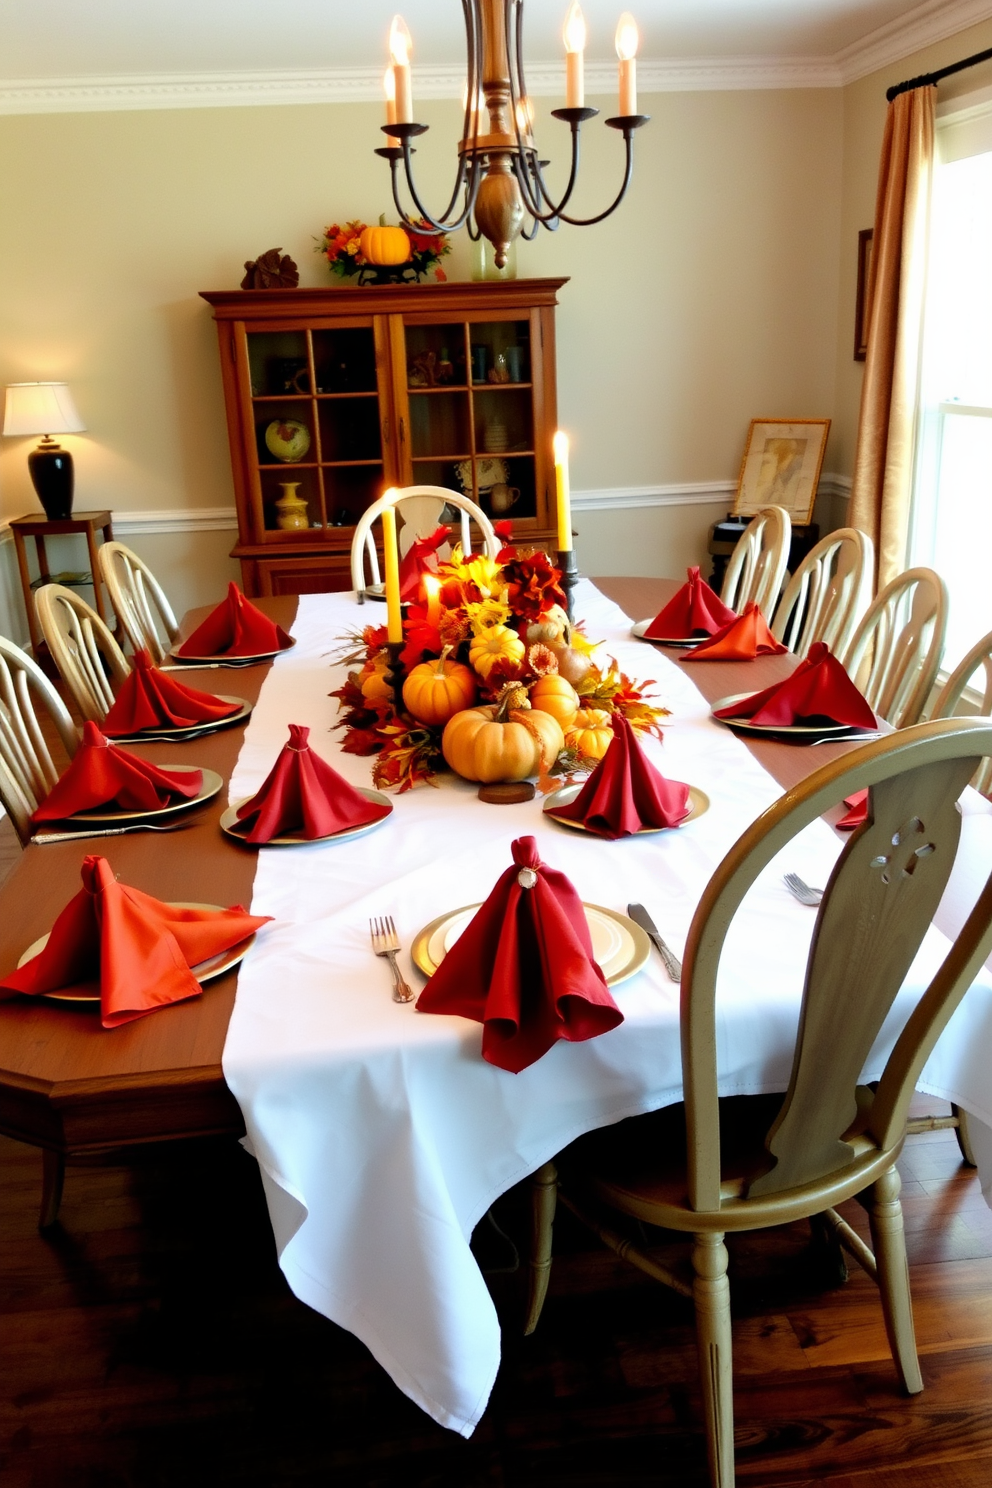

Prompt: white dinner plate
[
  {"left": 17, "top": 902, "right": 257, "bottom": 1004},
  {"left": 54, "top": 766, "right": 222, "bottom": 826},
  {"left": 220, "top": 788, "right": 393, "bottom": 847},
  {"left": 168, "top": 636, "right": 296, "bottom": 667},
  {"left": 543, "top": 782, "right": 709, "bottom": 833},
  {"left": 104, "top": 696, "right": 252, "bottom": 743},
  {"left": 630, "top": 619, "right": 707, "bottom": 647},
  {"left": 411, "top": 902, "right": 650, "bottom": 987}
]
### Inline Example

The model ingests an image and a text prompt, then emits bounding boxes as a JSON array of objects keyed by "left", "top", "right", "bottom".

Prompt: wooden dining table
[{"left": 0, "top": 576, "right": 865, "bottom": 1224}]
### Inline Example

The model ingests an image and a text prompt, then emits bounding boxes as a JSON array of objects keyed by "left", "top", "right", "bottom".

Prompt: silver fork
[
  {"left": 370, "top": 916, "right": 415, "bottom": 1003},
  {"left": 783, "top": 872, "right": 823, "bottom": 907}
]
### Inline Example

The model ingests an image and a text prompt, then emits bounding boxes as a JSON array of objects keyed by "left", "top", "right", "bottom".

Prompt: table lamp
[{"left": 2, "top": 382, "right": 86, "bottom": 520}]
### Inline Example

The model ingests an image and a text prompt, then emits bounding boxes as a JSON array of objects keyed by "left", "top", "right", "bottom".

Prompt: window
[{"left": 910, "top": 94, "right": 992, "bottom": 671}]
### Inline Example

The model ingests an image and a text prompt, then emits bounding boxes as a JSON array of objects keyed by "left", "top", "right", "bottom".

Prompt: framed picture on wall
[
  {"left": 854, "top": 228, "right": 873, "bottom": 361},
  {"left": 732, "top": 418, "right": 831, "bottom": 525}
]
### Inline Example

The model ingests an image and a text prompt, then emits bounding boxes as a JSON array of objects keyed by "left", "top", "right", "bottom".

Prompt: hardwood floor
[{"left": 3, "top": 1119, "right": 992, "bottom": 1486}]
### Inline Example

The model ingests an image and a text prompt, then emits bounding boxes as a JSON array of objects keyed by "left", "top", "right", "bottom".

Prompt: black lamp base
[{"left": 28, "top": 438, "right": 74, "bottom": 521}]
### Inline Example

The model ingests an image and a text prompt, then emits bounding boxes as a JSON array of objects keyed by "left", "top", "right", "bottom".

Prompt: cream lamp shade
[
  {"left": 3, "top": 382, "right": 86, "bottom": 521},
  {"left": 2, "top": 382, "right": 85, "bottom": 437}
]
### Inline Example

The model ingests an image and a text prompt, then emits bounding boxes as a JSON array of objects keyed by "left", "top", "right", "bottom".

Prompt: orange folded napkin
[
  {"left": 31, "top": 721, "right": 202, "bottom": 823},
  {"left": 681, "top": 601, "right": 787, "bottom": 662},
  {"left": 177, "top": 581, "right": 293, "bottom": 658},
  {"left": 644, "top": 566, "right": 737, "bottom": 640},
  {"left": 399, "top": 524, "right": 450, "bottom": 602},
  {"left": 417, "top": 835, "right": 623, "bottom": 1073},
  {"left": 547, "top": 713, "right": 691, "bottom": 839},
  {"left": 101, "top": 649, "right": 242, "bottom": 735},
  {"left": 234, "top": 723, "right": 391, "bottom": 843},
  {"left": 713, "top": 642, "right": 877, "bottom": 729},
  {"left": 0, "top": 855, "right": 270, "bottom": 1027},
  {"left": 837, "top": 787, "right": 868, "bottom": 830}
]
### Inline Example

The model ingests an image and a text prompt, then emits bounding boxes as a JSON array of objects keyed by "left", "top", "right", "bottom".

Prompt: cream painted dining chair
[
  {"left": 98, "top": 541, "right": 179, "bottom": 664},
  {"left": 34, "top": 583, "right": 130, "bottom": 725},
  {"left": 932, "top": 628, "right": 992, "bottom": 794},
  {"left": 841, "top": 567, "right": 948, "bottom": 729},
  {"left": 771, "top": 527, "right": 874, "bottom": 659},
  {"left": 350, "top": 486, "right": 500, "bottom": 599},
  {"left": 720, "top": 506, "right": 791, "bottom": 618},
  {"left": 0, "top": 636, "right": 79, "bottom": 845},
  {"left": 524, "top": 716, "right": 992, "bottom": 1488}
]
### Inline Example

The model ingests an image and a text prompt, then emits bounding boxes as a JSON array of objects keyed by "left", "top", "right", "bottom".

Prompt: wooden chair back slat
[
  {"left": 720, "top": 506, "right": 791, "bottom": 619},
  {"left": 350, "top": 486, "right": 501, "bottom": 597},
  {"left": 34, "top": 585, "right": 130, "bottom": 725},
  {"left": 841, "top": 567, "right": 948, "bottom": 729},
  {"left": 0, "top": 636, "right": 80, "bottom": 845},
  {"left": 98, "top": 542, "right": 179, "bottom": 664},
  {"left": 771, "top": 527, "right": 873, "bottom": 659},
  {"left": 932, "top": 627, "right": 992, "bottom": 793}
]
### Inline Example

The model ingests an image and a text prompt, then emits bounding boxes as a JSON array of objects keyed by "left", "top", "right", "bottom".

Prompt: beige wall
[
  {"left": 0, "top": 85, "right": 844, "bottom": 634},
  {"left": 832, "top": 18, "right": 992, "bottom": 479}
]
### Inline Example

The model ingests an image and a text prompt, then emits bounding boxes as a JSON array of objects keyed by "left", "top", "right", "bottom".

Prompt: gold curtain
[{"left": 848, "top": 86, "right": 936, "bottom": 590}]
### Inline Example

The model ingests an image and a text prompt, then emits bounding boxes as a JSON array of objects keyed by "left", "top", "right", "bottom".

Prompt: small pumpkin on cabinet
[
  {"left": 358, "top": 222, "right": 411, "bottom": 266},
  {"left": 402, "top": 648, "right": 476, "bottom": 727}
]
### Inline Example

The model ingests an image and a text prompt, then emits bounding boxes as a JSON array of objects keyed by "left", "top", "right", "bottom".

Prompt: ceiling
[{"left": 0, "top": 0, "right": 980, "bottom": 78}]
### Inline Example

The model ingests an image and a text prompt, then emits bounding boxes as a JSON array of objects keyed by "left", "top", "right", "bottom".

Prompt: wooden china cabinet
[{"left": 200, "top": 278, "right": 568, "bottom": 596}]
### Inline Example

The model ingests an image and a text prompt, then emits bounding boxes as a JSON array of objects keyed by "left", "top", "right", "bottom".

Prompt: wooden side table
[{"left": 10, "top": 511, "right": 115, "bottom": 661}]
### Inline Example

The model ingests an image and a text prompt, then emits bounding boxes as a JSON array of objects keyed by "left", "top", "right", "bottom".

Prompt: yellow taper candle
[
  {"left": 553, "top": 430, "right": 572, "bottom": 552},
  {"left": 381, "top": 500, "right": 404, "bottom": 642}
]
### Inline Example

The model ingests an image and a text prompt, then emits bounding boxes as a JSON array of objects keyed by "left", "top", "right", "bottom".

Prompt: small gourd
[
  {"left": 359, "top": 220, "right": 411, "bottom": 266},
  {"left": 468, "top": 624, "right": 525, "bottom": 680},
  {"left": 567, "top": 707, "right": 614, "bottom": 760},
  {"left": 528, "top": 673, "right": 579, "bottom": 728},
  {"left": 360, "top": 657, "right": 392, "bottom": 703},
  {"left": 401, "top": 648, "right": 476, "bottom": 727},
  {"left": 442, "top": 695, "right": 565, "bottom": 783}
]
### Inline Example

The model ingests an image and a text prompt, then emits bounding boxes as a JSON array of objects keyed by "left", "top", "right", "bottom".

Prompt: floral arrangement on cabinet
[
  {"left": 317, "top": 218, "right": 450, "bottom": 284},
  {"left": 331, "top": 530, "right": 668, "bottom": 792}
]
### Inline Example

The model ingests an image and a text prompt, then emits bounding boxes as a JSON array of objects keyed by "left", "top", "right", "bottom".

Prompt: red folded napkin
[
  {"left": 31, "top": 721, "right": 202, "bottom": 822},
  {"left": 713, "top": 641, "right": 877, "bottom": 729},
  {"left": 645, "top": 566, "right": 737, "bottom": 639},
  {"left": 101, "top": 649, "right": 242, "bottom": 736},
  {"left": 399, "top": 524, "right": 450, "bottom": 602},
  {"left": 177, "top": 582, "right": 293, "bottom": 658},
  {"left": 0, "top": 855, "right": 270, "bottom": 1027},
  {"left": 234, "top": 723, "right": 391, "bottom": 843},
  {"left": 837, "top": 787, "right": 868, "bottom": 830},
  {"left": 417, "top": 835, "right": 623, "bottom": 1072},
  {"left": 681, "top": 601, "right": 788, "bottom": 662},
  {"left": 547, "top": 713, "right": 691, "bottom": 839}
]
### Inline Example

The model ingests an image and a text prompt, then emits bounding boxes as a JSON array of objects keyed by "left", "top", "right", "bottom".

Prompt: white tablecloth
[{"left": 221, "top": 579, "right": 992, "bottom": 1436}]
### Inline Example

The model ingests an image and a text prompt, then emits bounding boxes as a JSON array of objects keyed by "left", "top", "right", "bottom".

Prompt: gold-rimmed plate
[
  {"left": 543, "top": 782, "right": 709, "bottom": 833},
  {"left": 219, "top": 788, "right": 392, "bottom": 847},
  {"left": 411, "top": 902, "right": 650, "bottom": 988},
  {"left": 711, "top": 693, "right": 876, "bottom": 740},
  {"left": 168, "top": 637, "right": 296, "bottom": 667},
  {"left": 55, "top": 766, "right": 222, "bottom": 826},
  {"left": 104, "top": 696, "right": 252, "bottom": 743},
  {"left": 18, "top": 902, "right": 257, "bottom": 1004},
  {"left": 631, "top": 619, "right": 707, "bottom": 648}
]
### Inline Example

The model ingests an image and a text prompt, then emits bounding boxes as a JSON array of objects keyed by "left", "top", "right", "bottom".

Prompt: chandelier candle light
[{"left": 377, "top": 2, "right": 649, "bottom": 268}]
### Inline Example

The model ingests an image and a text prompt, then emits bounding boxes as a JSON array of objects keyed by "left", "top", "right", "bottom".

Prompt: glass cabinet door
[
  {"left": 245, "top": 324, "right": 388, "bottom": 535},
  {"left": 401, "top": 317, "right": 538, "bottom": 523}
]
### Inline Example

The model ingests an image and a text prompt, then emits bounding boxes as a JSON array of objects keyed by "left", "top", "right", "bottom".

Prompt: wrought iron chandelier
[{"left": 377, "top": 1, "right": 649, "bottom": 268}]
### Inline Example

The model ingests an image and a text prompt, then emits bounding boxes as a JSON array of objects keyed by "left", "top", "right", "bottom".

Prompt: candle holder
[
  {"left": 555, "top": 549, "right": 580, "bottom": 622},
  {"left": 384, "top": 641, "right": 406, "bottom": 706}
]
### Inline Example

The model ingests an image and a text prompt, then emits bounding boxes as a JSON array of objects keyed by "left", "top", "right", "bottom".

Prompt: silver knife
[
  {"left": 627, "top": 902, "right": 682, "bottom": 983},
  {"left": 30, "top": 823, "right": 193, "bottom": 844}
]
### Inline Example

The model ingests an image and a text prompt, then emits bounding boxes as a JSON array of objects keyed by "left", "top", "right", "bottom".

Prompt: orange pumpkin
[
  {"left": 468, "top": 625, "right": 525, "bottom": 680},
  {"left": 402, "top": 648, "right": 476, "bottom": 726},
  {"left": 360, "top": 658, "right": 392, "bottom": 703},
  {"left": 529, "top": 673, "right": 579, "bottom": 728},
  {"left": 442, "top": 705, "right": 564, "bottom": 783},
  {"left": 567, "top": 707, "right": 614, "bottom": 760},
  {"left": 359, "top": 224, "right": 411, "bottom": 265}
]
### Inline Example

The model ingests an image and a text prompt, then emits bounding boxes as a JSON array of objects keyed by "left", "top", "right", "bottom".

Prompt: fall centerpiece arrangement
[
  {"left": 317, "top": 216, "right": 451, "bottom": 286},
  {"left": 331, "top": 534, "right": 669, "bottom": 792}
]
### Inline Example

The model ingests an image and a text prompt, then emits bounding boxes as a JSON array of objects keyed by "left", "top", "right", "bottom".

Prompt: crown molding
[{"left": 836, "top": 0, "right": 992, "bottom": 85}]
